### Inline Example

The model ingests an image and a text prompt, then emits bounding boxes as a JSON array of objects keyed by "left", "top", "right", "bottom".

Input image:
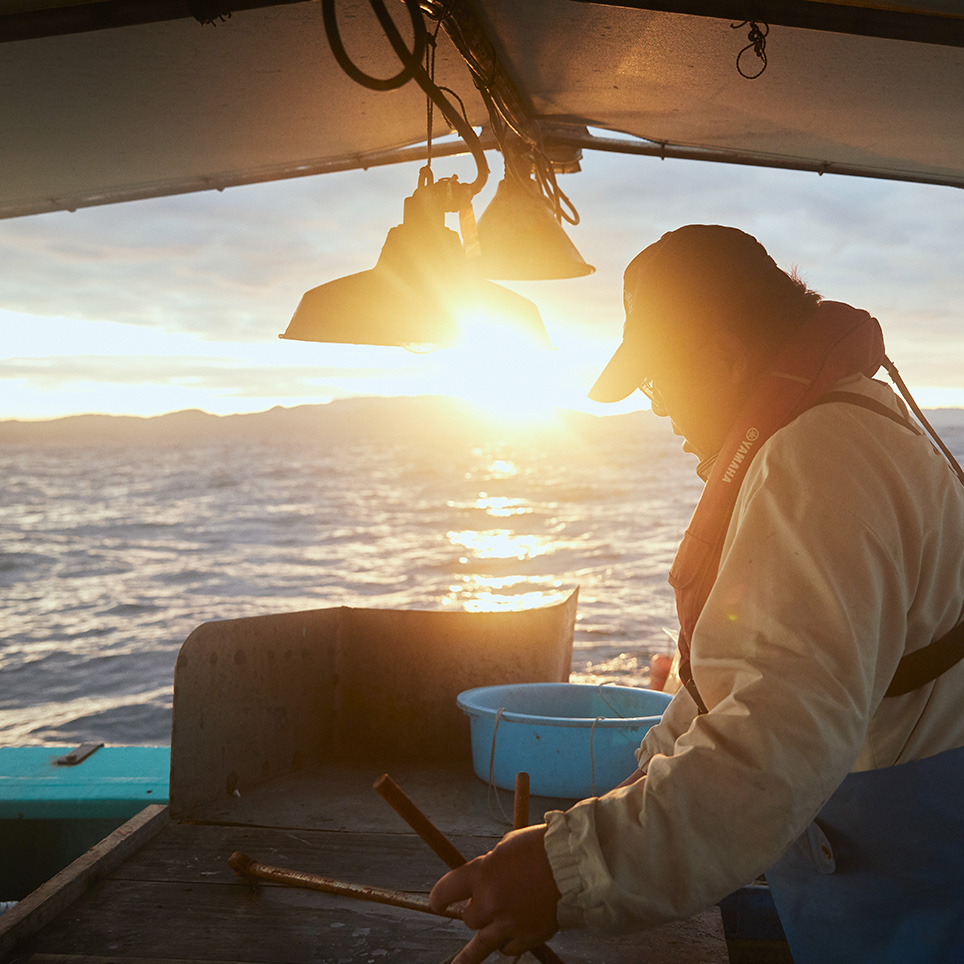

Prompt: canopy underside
[{"left": 2, "top": 0, "right": 963, "bottom": 219}]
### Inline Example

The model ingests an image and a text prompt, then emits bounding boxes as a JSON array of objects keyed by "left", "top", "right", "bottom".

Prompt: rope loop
[
  {"left": 322, "top": 0, "right": 424, "bottom": 92},
  {"left": 732, "top": 20, "right": 769, "bottom": 79}
]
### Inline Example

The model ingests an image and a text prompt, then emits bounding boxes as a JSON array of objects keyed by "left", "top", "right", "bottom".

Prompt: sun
[{"left": 437, "top": 309, "right": 570, "bottom": 422}]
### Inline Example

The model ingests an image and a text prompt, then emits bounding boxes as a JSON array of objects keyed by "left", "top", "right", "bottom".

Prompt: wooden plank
[
  {"left": 4, "top": 766, "right": 727, "bottom": 964},
  {"left": 0, "top": 806, "right": 169, "bottom": 960},
  {"left": 17, "top": 877, "right": 470, "bottom": 964},
  {"left": 111, "top": 822, "right": 501, "bottom": 892},
  {"left": 169, "top": 608, "right": 343, "bottom": 819},
  {"left": 332, "top": 597, "right": 576, "bottom": 764},
  {"left": 181, "top": 760, "right": 577, "bottom": 838},
  {"left": 29, "top": 958, "right": 259, "bottom": 964},
  {"left": 17, "top": 875, "right": 727, "bottom": 964}
]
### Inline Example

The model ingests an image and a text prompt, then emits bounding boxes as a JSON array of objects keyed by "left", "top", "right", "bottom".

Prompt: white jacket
[{"left": 544, "top": 375, "right": 964, "bottom": 931}]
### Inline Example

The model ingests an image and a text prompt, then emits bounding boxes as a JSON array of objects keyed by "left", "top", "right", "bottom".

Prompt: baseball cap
[{"left": 588, "top": 225, "right": 784, "bottom": 403}]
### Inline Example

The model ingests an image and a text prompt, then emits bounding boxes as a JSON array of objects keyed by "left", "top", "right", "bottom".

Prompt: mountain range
[
  {"left": 0, "top": 396, "right": 648, "bottom": 446},
  {"left": 2, "top": 396, "right": 961, "bottom": 447}
]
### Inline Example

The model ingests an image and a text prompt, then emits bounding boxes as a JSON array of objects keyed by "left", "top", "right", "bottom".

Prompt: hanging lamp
[
  {"left": 280, "top": 176, "right": 552, "bottom": 351},
  {"left": 476, "top": 174, "right": 595, "bottom": 281},
  {"left": 284, "top": 0, "right": 579, "bottom": 350}
]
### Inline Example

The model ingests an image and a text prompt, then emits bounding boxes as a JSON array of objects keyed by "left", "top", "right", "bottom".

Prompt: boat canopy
[{"left": 2, "top": 0, "right": 963, "bottom": 219}]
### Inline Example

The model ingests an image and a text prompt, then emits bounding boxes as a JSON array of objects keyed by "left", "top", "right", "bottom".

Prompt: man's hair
[
  {"left": 623, "top": 225, "right": 822, "bottom": 358},
  {"left": 726, "top": 264, "right": 822, "bottom": 355}
]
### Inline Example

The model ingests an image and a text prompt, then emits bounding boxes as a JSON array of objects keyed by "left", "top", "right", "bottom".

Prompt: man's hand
[{"left": 428, "top": 823, "right": 561, "bottom": 964}]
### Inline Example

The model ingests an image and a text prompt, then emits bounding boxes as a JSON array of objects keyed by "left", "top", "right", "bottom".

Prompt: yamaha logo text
[{"left": 722, "top": 427, "right": 760, "bottom": 483}]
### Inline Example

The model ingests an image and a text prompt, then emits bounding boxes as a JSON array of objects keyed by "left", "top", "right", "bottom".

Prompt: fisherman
[{"left": 430, "top": 225, "right": 964, "bottom": 963}]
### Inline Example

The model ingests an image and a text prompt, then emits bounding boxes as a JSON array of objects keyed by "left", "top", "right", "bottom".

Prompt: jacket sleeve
[
  {"left": 544, "top": 418, "right": 915, "bottom": 932},
  {"left": 633, "top": 687, "right": 699, "bottom": 770}
]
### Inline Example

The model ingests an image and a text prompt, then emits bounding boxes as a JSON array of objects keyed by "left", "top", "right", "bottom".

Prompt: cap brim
[{"left": 588, "top": 341, "right": 643, "bottom": 403}]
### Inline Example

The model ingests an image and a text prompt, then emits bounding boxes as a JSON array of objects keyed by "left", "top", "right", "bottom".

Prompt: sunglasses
[{"left": 640, "top": 377, "right": 667, "bottom": 417}]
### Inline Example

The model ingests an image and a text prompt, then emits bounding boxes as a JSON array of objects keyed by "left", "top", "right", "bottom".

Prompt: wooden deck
[
  {"left": 0, "top": 760, "right": 728, "bottom": 964},
  {"left": 1, "top": 602, "right": 730, "bottom": 963}
]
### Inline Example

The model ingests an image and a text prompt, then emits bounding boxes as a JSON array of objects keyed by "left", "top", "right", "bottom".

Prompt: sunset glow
[
  {"left": 440, "top": 307, "right": 567, "bottom": 421},
  {"left": 2, "top": 151, "right": 963, "bottom": 422}
]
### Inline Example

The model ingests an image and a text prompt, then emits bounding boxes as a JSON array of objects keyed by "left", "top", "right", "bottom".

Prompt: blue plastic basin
[{"left": 457, "top": 683, "right": 672, "bottom": 798}]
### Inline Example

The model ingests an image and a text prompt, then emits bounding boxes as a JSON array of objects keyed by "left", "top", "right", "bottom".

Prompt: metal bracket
[{"left": 55, "top": 742, "right": 104, "bottom": 766}]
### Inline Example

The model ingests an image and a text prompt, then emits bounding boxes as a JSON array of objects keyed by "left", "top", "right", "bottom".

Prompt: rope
[
  {"left": 487, "top": 695, "right": 621, "bottom": 807},
  {"left": 732, "top": 20, "right": 769, "bottom": 80},
  {"left": 590, "top": 716, "right": 605, "bottom": 796},
  {"left": 322, "top": 0, "right": 488, "bottom": 196},
  {"left": 883, "top": 354, "right": 964, "bottom": 487},
  {"left": 487, "top": 708, "right": 513, "bottom": 825},
  {"left": 425, "top": 25, "right": 438, "bottom": 169},
  {"left": 595, "top": 680, "right": 627, "bottom": 719}
]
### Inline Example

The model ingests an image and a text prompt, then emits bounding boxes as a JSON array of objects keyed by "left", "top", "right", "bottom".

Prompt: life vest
[{"left": 667, "top": 300, "right": 886, "bottom": 711}]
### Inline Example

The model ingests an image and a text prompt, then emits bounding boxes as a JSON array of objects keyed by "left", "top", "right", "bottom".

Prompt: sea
[{"left": 2, "top": 398, "right": 962, "bottom": 747}]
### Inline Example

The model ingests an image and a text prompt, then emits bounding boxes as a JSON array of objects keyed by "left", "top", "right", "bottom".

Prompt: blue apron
[{"left": 765, "top": 744, "right": 964, "bottom": 963}]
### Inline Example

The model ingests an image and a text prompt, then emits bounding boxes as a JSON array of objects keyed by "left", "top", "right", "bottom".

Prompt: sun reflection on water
[
  {"left": 1, "top": 404, "right": 715, "bottom": 743},
  {"left": 444, "top": 573, "right": 570, "bottom": 613},
  {"left": 447, "top": 529, "right": 552, "bottom": 561},
  {"left": 459, "top": 589, "right": 568, "bottom": 613},
  {"left": 440, "top": 451, "right": 568, "bottom": 610},
  {"left": 483, "top": 458, "right": 518, "bottom": 479},
  {"left": 475, "top": 495, "right": 530, "bottom": 517}
]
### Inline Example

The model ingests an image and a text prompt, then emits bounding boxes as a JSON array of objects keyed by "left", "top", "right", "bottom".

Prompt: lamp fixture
[
  {"left": 280, "top": 174, "right": 552, "bottom": 351},
  {"left": 475, "top": 135, "right": 594, "bottom": 281},
  {"left": 477, "top": 173, "right": 595, "bottom": 281},
  {"left": 285, "top": 0, "right": 592, "bottom": 351}
]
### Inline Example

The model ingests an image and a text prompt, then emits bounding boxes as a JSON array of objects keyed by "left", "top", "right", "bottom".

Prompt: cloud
[
  {"left": 0, "top": 349, "right": 446, "bottom": 419},
  {"left": 1, "top": 146, "right": 962, "bottom": 419},
  {"left": 1, "top": 353, "right": 383, "bottom": 383},
  {"left": 0, "top": 162, "right": 430, "bottom": 342},
  {"left": 550, "top": 151, "right": 964, "bottom": 386}
]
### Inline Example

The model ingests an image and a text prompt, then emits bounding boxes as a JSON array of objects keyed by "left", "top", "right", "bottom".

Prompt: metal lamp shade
[
  {"left": 281, "top": 216, "right": 465, "bottom": 349},
  {"left": 476, "top": 177, "right": 595, "bottom": 281},
  {"left": 281, "top": 185, "right": 554, "bottom": 350},
  {"left": 471, "top": 277, "right": 554, "bottom": 348}
]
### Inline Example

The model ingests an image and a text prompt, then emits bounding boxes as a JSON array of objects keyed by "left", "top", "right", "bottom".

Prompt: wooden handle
[
  {"left": 513, "top": 772, "right": 530, "bottom": 831},
  {"left": 373, "top": 773, "right": 467, "bottom": 869},
  {"left": 228, "top": 850, "right": 462, "bottom": 920},
  {"left": 373, "top": 774, "right": 567, "bottom": 964}
]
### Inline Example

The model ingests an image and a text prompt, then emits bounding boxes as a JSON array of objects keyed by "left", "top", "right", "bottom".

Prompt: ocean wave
[{"left": 4, "top": 404, "right": 961, "bottom": 745}]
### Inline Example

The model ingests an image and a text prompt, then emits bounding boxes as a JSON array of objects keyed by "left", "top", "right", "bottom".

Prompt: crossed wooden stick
[{"left": 229, "top": 771, "right": 564, "bottom": 964}]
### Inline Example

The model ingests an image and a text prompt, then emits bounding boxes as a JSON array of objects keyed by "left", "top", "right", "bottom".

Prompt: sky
[{"left": 2, "top": 146, "right": 963, "bottom": 422}]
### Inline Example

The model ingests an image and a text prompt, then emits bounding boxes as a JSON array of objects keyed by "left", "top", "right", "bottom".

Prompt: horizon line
[{"left": 0, "top": 394, "right": 654, "bottom": 426}]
